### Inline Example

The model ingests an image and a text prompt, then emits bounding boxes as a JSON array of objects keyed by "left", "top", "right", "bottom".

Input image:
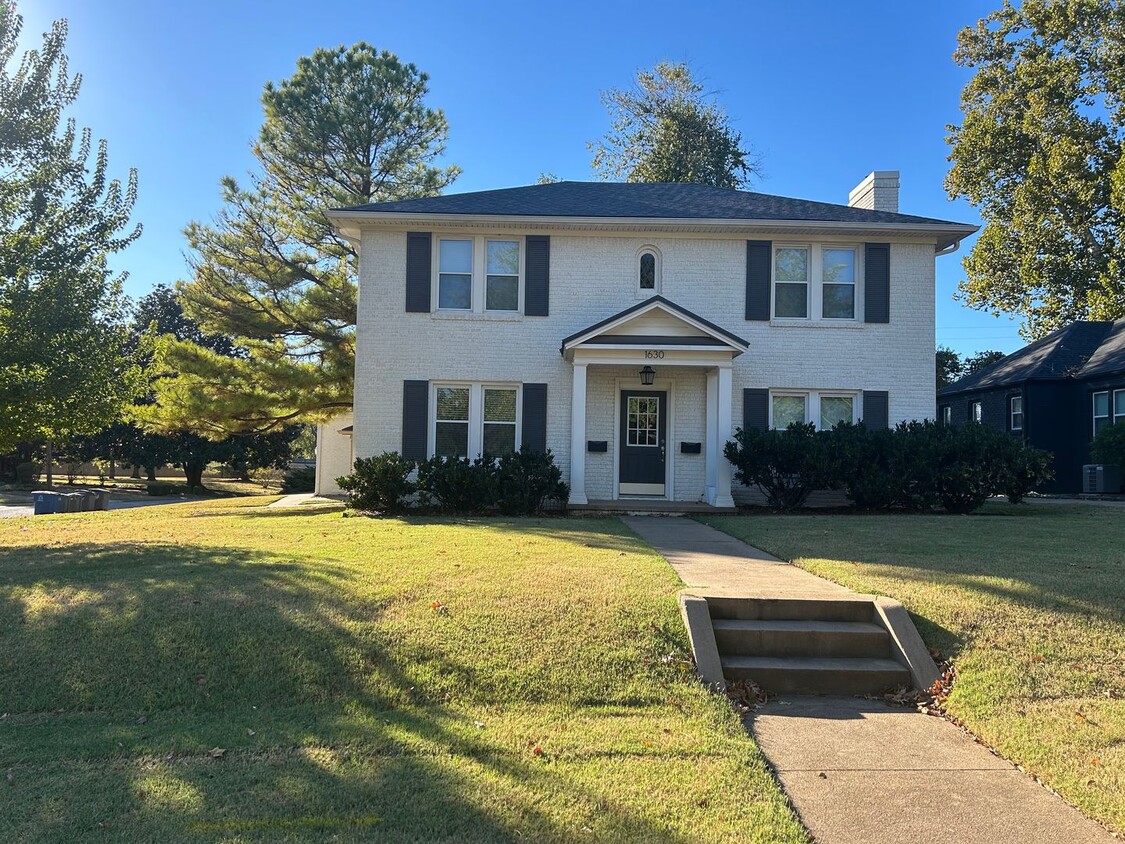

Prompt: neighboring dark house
[{"left": 938, "top": 319, "right": 1125, "bottom": 493}]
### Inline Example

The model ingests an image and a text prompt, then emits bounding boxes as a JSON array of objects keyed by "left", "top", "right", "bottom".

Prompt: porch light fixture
[{"left": 639, "top": 365, "right": 656, "bottom": 386}]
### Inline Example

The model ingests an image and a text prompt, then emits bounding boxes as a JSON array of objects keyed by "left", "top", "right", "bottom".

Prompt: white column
[
  {"left": 715, "top": 366, "right": 735, "bottom": 508},
  {"left": 569, "top": 362, "right": 588, "bottom": 505},
  {"left": 704, "top": 368, "right": 719, "bottom": 505}
]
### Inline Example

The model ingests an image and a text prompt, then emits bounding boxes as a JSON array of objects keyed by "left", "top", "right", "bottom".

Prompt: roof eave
[{"left": 326, "top": 209, "right": 977, "bottom": 248}]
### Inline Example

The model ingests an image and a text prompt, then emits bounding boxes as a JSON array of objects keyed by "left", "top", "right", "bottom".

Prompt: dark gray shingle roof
[
  {"left": 1077, "top": 319, "right": 1125, "bottom": 378},
  {"left": 939, "top": 321, "right": 1117, "bottom": 396},
  {"left": 338, "top": 181, "right": 968, "bottom": 227}
]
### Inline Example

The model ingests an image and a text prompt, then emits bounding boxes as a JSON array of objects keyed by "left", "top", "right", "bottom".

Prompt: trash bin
[
  {"left": 91, "top": 489, "right": 110, "bottom": 510},
  {"left": 77, "top": 490, "right": 97, "bottom": 511},
  {"left": 59, "top": 493, "right": 81, "bottom": 513},
  {"left": 32, "top": 491, "right": 60, "bottom": 515}
]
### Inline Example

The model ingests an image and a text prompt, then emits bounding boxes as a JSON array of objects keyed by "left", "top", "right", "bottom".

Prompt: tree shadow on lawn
[{"left": 0, "top": 542, "right": 697, "bottom": 842}]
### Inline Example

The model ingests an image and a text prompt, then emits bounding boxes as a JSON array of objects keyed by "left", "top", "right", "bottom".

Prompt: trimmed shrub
[
  {"left": 724, "top": 423, "right": 830, "bottom": 511},
  {"left": 1091, "top": 422, "right": 1125, "bottom": 468},
  {"left": 417, "top": 456, "right": 497, "bottom": 514},
  {"left": 281, "top": 466, "right": 316, "bottom": 493},
  {"left": 337, "top": 452, "right": 416, "bottom": 514},
  {"left": 494, "top": 447, "right": 568, "bottom": 515},
  {"left": 996, "top": 438, "right": 1054, "bottom": 504},
  {"left": 147, "top": 482, "right": 182, "bottom": 496}
]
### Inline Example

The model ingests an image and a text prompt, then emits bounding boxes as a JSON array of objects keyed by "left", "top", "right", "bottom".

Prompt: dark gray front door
[{"left": 619, "top": 390, "right": 667, "bottom": 495}]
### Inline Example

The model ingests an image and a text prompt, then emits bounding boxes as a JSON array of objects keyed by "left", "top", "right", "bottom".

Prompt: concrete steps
[{"left": 708, "top": 597, "right": 911, "bottom": 695}]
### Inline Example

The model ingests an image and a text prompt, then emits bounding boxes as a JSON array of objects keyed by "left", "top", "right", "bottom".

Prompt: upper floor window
[
  {"left": 969, "top": 400, "right": 982, "bottom": 423},
  {"left": 773, "top": 244, "right": 861, "bottom": 321},
  {"left": 1010, "top": 395, "right": 1023, "bottom": 431},
  {"left": 637, "top": 246, "right": 661, "bottom": 296},
  {"left": 436, "top": 236, "right": 521, "bottom": 313}
]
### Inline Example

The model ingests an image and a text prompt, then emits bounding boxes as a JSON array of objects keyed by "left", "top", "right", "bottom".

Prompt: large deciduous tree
[
  {"left": 0, "top": 5, "right": 141, "bottom": 459},
  {"left": 590, "top": 61, "right": 761, "bottom": 188},
  {"left": 146, "top": 43, "right": 458, "bottom": 434},
  {"left": 946, "top": 0, "right": 1125, "bottom": 339}
]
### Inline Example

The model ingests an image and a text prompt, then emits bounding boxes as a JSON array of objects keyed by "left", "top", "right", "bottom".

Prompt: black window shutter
[
  {"left": 525, "top": 235, "right": 550, "bottom": 316},
  {"left": 742, "top": 388, "right": 769, "bottom": 431},
  {"left": 405, "top": 232, "right": 431, "bottom": 313},
  {"left": 402, "top": 380, "right": 429, "bottom": 458},
  {"left": 862, "top": 390, "right": 889, "bottom": 430},
  {"left": 521, "top": 383, "right": 548, "bottom": 452},
  {"left": 864, "top": 243, "right": 890, "bottom": 323},
  {"left": 745, "top": 240, "right": 771, "bottom": 321}
]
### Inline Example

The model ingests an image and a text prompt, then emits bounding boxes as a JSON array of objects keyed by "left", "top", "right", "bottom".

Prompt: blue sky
[{"left": 20, "top": 0, "right": 1022, "bottom": 356}]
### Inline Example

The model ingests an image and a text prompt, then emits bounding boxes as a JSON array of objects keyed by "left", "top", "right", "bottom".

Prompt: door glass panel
[{"left": 627, "top": 396, "right": 659, "bottom": 447}]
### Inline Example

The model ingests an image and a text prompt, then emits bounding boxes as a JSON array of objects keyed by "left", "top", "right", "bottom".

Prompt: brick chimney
[{"left": 848, "top": 171, "right": 900, "bottom": 213}]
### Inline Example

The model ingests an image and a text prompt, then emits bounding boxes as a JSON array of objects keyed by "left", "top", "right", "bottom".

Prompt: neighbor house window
[
  {"left": 435, "top": 236, "right": 521, "bottom": 313},
  {"left": 774, "top": 246, "right": 809, "bottom": 318},
  {"left": 941, "top": 406, "right": 952, "bottom": 425},
  {"left": 1010, "top": 396, "right": 1023, "bottom": 431},
  {"left": 638, "top": 249, "right": 660, "bottom": 294},
  {"left": 970, "top": 400, "right": 982, "bottom": 423},
  {"left": 1093, "top": 391, "right": 1110, "bottom": 436},
  {"left": 770, "top": 391, "right": 858, "bottom": 430},
  {"left": 821, "top": 248, "right": 856, "bottom": 319},
  {"left": 1116, "top": 389, "right": 1125, "bottom": 426},
  {"left": 432, "top": 383, "right": 521, "bottom": 458}
]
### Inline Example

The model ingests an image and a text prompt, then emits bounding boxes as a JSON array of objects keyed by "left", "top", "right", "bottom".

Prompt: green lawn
[
  {"left": 700, "top": 504, "right": 1125, "bottom": 835},
  {"left": 0, "top": 498, "right": 805, "bottom": 843}
]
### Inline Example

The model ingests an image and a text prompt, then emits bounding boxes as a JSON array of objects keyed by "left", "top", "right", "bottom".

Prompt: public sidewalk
[{"left": 622, "top": 515, "right": 1115, "bottom": 844}]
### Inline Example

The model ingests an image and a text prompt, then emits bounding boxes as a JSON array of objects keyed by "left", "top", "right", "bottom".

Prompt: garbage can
[
  {"left": 78, "top": 490, "right": 97, "bottom": 511},
  {"left": 32, "top": 491, "right": 60, "bottom": 515},
  {"left": 91, "top": 489, "right": 110, "bottom": 510},
  {"left": 59, "top": 493, "right": 81, "bottom": 513}
]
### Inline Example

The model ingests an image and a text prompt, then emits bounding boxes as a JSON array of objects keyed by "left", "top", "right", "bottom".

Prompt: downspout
[{"left": 935, "top": 240, "right": 961, "bottom": 257}]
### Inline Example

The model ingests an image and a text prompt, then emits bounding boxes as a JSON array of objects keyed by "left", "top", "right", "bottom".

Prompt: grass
[
  {"left": 699, "top": 504, "right": 1125, "bottom": 835},
  {"left": 0, "top": 498, "right": 805, "bottom": 843}
]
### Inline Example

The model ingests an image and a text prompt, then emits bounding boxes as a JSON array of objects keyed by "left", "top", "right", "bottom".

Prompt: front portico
[{"left": 561, "top": 296, "right": 747, "bottom": 508}]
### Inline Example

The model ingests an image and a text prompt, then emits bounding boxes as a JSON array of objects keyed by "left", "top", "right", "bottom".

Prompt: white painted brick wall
[
  {"left": 315, "top": 411, "right": 354, "bottom": 495},
  {"left": 353, "top": 229, "right": 938, "bottom": 501}
]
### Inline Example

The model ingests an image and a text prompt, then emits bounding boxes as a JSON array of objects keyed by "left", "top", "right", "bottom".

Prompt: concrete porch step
[
  {"left": 722, "top": 655, "right": 911, "bottom": 695},
  {"left": 706, "top": 596, "right": 875, "bottom": 623},
  {"left": 712, "top": 619, "right": 891, "bottom": 658}
]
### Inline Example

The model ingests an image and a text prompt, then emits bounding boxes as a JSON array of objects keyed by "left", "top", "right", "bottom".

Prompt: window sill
[
  {"left": 768, "top": 318, "right": 866, "bottom": 329},
  {"left": 430, "top": 310, "right": 524, "bottom": 322}
]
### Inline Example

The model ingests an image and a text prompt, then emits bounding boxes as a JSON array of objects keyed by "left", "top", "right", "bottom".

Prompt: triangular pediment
[{"left": 561, "top": 296, "right": 748, "bottom": 356}]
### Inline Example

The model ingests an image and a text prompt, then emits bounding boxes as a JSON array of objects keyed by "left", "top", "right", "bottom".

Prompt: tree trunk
[
  {"left": 145, "top": 465, "right": 157, "bottom": 482},
  {"left": 184, "top": 462, "right": 205, "bottom": 490},
  {"left": 44, "top": 440, "right": 53, "bottom": 488},
  {"left": 108, "top": 448, "right": 116, "bottom": 480},
  {"left": 131, "top": 464, "right": 141, "bottom": 479}
]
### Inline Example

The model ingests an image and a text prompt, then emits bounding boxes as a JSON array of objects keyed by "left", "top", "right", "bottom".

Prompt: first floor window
[
  {"left": 433, "top": 383, "right": 521, "bottom": 458},
  {"left": 772, "top": 394, "right": 808, "bottom": 428},
  {"left": 819, "top": 395, "right": 854, "bottom": 429},
  {"left": 941, "top": 405, "right": 952, "bottom": 425},
  {"left": 970, "top": 400, "right": 982, "bottom": 423},
  {"left": 821, "top": 248, "right": 856, "bottom": 319},
  {"left": 482, "top": 387, "right": 518, "bottom": 454},
  {"left": 1010, "top": 395, "right": 1024, "bottom": 431},
  {"left": 435, "top": 386, "right": 470, "bottom": 456},
  {"left": 1115, "top": 389, "right": 1125, "bottom": 425},
  {"left": 774, "top": 246, "right": 809, "bottom": 318},
  {"left": 1094, "top": 391, "right": 1110, "bottom": 436}
]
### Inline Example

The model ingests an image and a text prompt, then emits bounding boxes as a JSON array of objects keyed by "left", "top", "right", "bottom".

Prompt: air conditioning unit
[{"left": 1083, "top": 464, "right": 1122, "bottom": 494}]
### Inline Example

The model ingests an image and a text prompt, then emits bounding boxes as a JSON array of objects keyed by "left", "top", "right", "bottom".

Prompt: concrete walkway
[
  {"left": 267, "top": 493, "right": 317, "bottom": 508},
  {"left": 621, "top": 515, "right": 1116, "bottom": 844}
]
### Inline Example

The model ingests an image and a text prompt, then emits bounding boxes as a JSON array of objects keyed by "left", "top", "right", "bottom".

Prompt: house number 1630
[{"left": 644, "top": 350, "right": 665, "bottom": 359}]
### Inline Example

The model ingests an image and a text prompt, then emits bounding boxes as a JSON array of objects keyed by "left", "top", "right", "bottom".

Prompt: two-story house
[{"left": 316, "top": 175, "right": 976, "bottom": 508}]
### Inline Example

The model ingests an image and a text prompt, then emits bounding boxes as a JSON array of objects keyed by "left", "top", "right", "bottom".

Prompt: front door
[{"left": 619, "top": 391, "right": 667, "bottom": 496}]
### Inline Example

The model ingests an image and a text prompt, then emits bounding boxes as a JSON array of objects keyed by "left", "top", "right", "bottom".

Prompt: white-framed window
[
  {"left": 969, "top": 400, "right": 982, "bottom": 423},
  {"left": 1115, "top": 389, "right": 1125, "bottom": 425},
  {"left": 773, "top": 243, "right": 862, "bottom": 321},
  {"left": 1010, "top": 395, "right": 1023, "bottom": 431},
  {"left": 432, "top": 382, "right": 521, "bottom": 458},
  {"left": 769, "top": 390, "right": 858, "bottom": 430},
  {"left": 637, "top": 246, "right": 661, "bottom": 296},
  {"left": 434, "top": 235, "right": 522, "bottom": 313},
  {"left": 1093, "top": 391, "right": 1110, "bottom": 436},
  {"left": 821, "top": 247, "right": 856, "bottom": 320},
  {"left": 941, "top": 405, "right": 952, "bottom": 425},
  {"left": 773, "top": 246, "right": 809, "bottom": 319}
]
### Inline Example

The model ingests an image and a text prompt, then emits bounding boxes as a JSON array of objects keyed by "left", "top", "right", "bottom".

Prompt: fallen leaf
[
  {"left": 246, "top": 729, "right": 255, "bottom": 736},
  {"left": 532, "top": 746, "right": 544, "bottom": 757},
  {"left": 209, "top": 747, "right": 226, "bottom": 759}
]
